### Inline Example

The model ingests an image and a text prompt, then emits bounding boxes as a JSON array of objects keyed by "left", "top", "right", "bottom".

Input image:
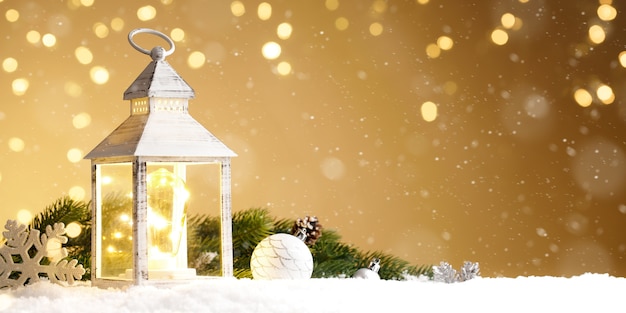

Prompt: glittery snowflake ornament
[
  {"left": 433, "top": 261, "right": 457, "bottom": 283},
  {"left": 458, "top": 261, "right": 480, "bottom": 282},
  {"left": 0, "top": 220, "right": 85, "bottom": 288},
  {"left": 433, "top": 261, "right": 480, "bottom": 283}
]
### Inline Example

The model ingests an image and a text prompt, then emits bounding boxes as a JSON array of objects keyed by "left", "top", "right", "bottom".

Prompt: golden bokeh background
[{"left": 1, "top": 0, "right": 626, "bottom": 277}]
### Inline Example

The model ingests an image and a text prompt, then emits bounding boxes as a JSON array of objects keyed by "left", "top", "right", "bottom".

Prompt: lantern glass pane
[
  {"left": 178, "top": 162, "right": 223, "bottom": 276},
  {"left": 145, "top": 163, "right": 189, "bottom": 271},
  {"left": 97, "top": 163, "right": 133, "bottom": 280}
]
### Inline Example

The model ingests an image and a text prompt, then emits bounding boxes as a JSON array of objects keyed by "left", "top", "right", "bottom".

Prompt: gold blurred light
[
  {"left": 8, "top": 137, "right": 25, "bottom": 152},
  {"left": 89, "top": 66, "right": 109, "bottom": 84},
  {"left": 65, "top": 81, "right": 83, "bottom": 98},
  {"left": 437, "top": 36, "right": 453, "bottom": 50},
  {"left": 75, "top": 46, "right": 93, "bottom": 64},
  {"left": 619, "top": 51, "right": 626, "bottom": 68},
  {"left": 187, "top": 51, "right": 206, "bottom": 69},
  {"left": 276, "top": 61, "right": 292, "bottom": 76},
  {"left": 67, "top": 148, "right": 83, "bottom": 163},
  {"left": 257, "top": 2, "right": 272, "bottom": 20},
  {"left": 5, "top": 9, "right": 19, "bottom": 22},
  {"left": 421, "top": 101, "right": 438, "bottom": 122},
  {"left": 335, "top": 17, "right": 349, "bottom": 31},
  {"left": 596, "top": 84, "right": 614, "bottom": 104},
  {"left": 72, "top": 112, "right": 91, "bottom": 128},
  {"left": 262, "top": 41, "right": 281, "bottom": 60},
  {"left": 111, "top": 17, "right": 124, "bottom": 32},
  {"left": 491, "top": 28, "right": 508, "bottom": 45},
  {"left": 511, "top": 17, "right": 523, "bottom": 31},
  {"left": 371, "top": 0, "right": 387, "bottom": 14},
  {"left": 443, "top": 81, "right": 457, "bottom": 95},
  {"left": 171, "top": 28, "right": 185, "bottom": 42},
  {"left": 588, "top": 24, "right": 605, "bottom": 44},
  {"left": 369, "top": 22, "right": 383, "bottom": 36},
  {"left": 69, "top": 186, "right": 86, "bottom": 201},
  {"left": 501, "top": 13, "right": 515, "bottom": 29},
  {"left": 417, "top": 0, "right": 429, "bottom": 4},
  {"left": 80, "top": 0, "right": 94, "bottom": 7},
  {"left": 597, "top": 4, "right": 617, "bottom": 21},
  {"left": 11, "top": 78, "right": 29, "bottom": 96},
  {"left": 16, "top": 209, "right": 32, "bottom": 225},
  {"left": 320, "top": 157, "right": 346, "bottom": 181},
  {"left": 137, "top": 5, "right": 157, "bottom": 21},
  {"left": 26, "top": 30, "right": 41, "bottom": 44},
  {"left": 231, "top": 1, "right": 245, "bottom": 17},
  {"left": 574, "top": 88, "right": 593, "bottom": 107},
  {"left": 93, "top": 22, "right": 109, "bottom": 38},
  {"left": 2, "top": 57, "right": 18, "bottom": 72},
  {"left": 325, "top": 0, "right": 339, "bottom": 11},
  {"left": 277, "top": 22, "right": 293, "bottom": 40},
  {"left": 65, "top": 222, "right": 83, "bottom": 238},
  {"left": 67, "top": 0, "right": 81, "bottom": 10},
  {"left": 425, "top": 43, "right": 440, "bottom": 58},
  {"left": 42, "top": 33, "right": 57, "bottom": 47}
]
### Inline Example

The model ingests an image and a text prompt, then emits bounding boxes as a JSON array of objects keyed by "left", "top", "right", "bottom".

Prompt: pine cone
[{"left": 291, "top": 216, "right": 322, "bottom": 246}]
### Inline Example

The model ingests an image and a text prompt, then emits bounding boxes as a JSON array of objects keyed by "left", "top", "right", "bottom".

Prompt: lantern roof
[
  {"left": 84, "top": 111, "right": 237, "bottom": 160},
  {"left": 85, "top": 29, "right": 236, "bottom": 161},
  {"left": 123, "top": 59, "right": 195, "bottom": 100}
]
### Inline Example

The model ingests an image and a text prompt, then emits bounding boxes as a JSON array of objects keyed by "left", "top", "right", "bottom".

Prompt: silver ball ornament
[
  {"left": 352, "top": 268, "right": 380, "bottom": 280},
  {"left": 352, "top": 258, "right": 381, "bottom": 279}
]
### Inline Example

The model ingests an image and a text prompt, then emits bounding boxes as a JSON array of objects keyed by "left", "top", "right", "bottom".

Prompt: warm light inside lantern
[
  {"left": 145, "top": 167, "right": 189, "bottom": 270},
  {"left": 94, "top": 163, "right": 194, "bottom": 280}
]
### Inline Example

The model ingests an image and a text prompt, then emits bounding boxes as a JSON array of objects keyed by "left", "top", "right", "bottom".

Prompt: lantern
[{"left": 85, "top": 28, "right": 237, "bottom": 287}]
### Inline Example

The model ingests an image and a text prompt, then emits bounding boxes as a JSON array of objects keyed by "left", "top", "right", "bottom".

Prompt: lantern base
[{"left": 124, "top": 268, "right": 197, "bottom": 280}]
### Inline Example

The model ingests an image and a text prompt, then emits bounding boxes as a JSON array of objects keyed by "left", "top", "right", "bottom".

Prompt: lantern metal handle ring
[{"left": 128, "top": 28, "right": 175, "bottom": 61}]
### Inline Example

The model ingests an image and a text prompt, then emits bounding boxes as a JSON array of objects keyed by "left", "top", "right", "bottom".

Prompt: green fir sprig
[{"left": 28, "top": 198, "right": 433, "bottom": 281}]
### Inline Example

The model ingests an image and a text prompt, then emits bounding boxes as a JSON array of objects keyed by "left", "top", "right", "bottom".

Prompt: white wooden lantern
[{"left": 85, "top": 28, "right": 236, "bottom": 287}]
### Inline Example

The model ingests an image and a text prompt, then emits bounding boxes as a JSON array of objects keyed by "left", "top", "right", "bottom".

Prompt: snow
[{"left": 1, "top": 274, "right": 624, "bottom": 312}]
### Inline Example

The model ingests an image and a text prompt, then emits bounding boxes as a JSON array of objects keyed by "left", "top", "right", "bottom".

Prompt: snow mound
[{"left": 0, "top": 273, "right": 624, "bottom": 313}]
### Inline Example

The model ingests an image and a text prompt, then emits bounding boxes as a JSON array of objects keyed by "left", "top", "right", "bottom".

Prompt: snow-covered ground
[{"left": 0, "top": 274, "right": 624, "bottom": 312}]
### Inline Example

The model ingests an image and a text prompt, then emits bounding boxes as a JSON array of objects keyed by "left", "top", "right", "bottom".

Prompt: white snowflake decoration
[{"left": 0, "top": 220, "right": 85, "bottom": 288}]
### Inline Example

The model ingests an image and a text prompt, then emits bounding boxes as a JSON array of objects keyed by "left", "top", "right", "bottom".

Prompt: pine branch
[
  {"left": 271, "top": 217, "right": 295, "bottom": 234},
  {"left": 31, "top": 197, "right": 90, "bottom": 232},
  {"left": 357, "top": 251, "right": 432, "bottom": 280},
  {"left": 187, "top": 213, "right": 222, "bottom": 275},
  {"left": 25, "top": 200, "right": 432, "bottom": 281},
  {"left": 310, "top": 230, "right": 359, "bottom": 278},
  {"left": 187, "top": 208, "right": 433, "bottom": 280},
  {"left": 232, "top": 208, "right": 275, "bottom": 251}
]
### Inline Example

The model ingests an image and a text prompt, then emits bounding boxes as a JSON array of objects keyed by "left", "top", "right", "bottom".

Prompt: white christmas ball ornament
[
  {"left": 353, "top": 258, "right": 381, "bottom": 279},
  {"left": 250, "top": 233, "right": 313, "bottom": 279},
  {"left": 352, "top": 268, "right": 380, "bottom": 280}
]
